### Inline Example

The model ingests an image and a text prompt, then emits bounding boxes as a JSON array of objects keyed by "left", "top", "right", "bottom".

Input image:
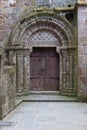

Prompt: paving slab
[{"left": 1, "top": 102, "right": 87, "bottom": 130}]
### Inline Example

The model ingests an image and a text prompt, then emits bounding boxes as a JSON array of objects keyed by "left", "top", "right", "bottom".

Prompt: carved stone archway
[{"left": 7, "top": 10, "right": 77, "bottom": 96}]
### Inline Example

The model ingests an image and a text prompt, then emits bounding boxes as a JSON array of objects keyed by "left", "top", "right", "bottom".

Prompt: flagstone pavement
[{"left": 0, "top": 102, "right": 87, "bottom": 130}]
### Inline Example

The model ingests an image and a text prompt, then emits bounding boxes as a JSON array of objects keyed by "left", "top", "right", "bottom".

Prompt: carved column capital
[
  {"left": 56, "top": 47, "right": 60, "bottom": 54},
  {"left": 29, "top": 47, "right": 33, "bottom": 54}
]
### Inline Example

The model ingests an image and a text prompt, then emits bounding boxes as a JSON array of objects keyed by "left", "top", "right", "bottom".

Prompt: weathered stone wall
[
  {"left": 0, "top": 0, "right": 77, "bottom": 48},
  {"left": 77, "top": 4, "right": 87, "bottom": 101},
  {"left": 0, "top": 1, "right": 23, "bottom": 47},
  {"left": 0, "top": 0, "right": 77, "bottom": 7},
  {"left": 0, "top": 55, "right": 2, "bottom": 120},
  {"left": 36, "top": 0, "right": 77, "bottom": 7},
  {"left": 0, "top": 48, "right": 3, "bottom": 120},
  {"left": 1, "top": 65, "right": 15, "bottom": 119}
]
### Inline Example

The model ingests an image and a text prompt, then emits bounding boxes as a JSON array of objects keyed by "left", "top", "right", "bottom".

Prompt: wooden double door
[{"left": 30, "top": 47, "right": 59, "bottom": 91}]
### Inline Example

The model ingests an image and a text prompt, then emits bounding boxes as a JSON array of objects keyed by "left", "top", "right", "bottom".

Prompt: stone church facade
[{"left": 0, "top": 0, "right": 87, "bottom": 119}]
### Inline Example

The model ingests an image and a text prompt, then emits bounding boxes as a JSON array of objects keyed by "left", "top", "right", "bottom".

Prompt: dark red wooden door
[{"left": 30, "top": 47, "right": 59, "bottom": 91}]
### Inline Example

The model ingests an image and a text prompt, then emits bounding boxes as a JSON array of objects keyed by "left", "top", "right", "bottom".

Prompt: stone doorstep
[
  {"left": 29, "top": 91, "right": 60, "bottom": 95},
  {"left": 16, "top": 94, "right": 77, "bottom": 104},
  {"left": 22, "top": 99, "right": 77, "bottom": 102},
  {"left": 15, "top": 92, "right": 77, "bottom": 112}
]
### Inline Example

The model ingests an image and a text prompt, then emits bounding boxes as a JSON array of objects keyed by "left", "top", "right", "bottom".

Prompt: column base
[
  {"left": 16, "top": 90, "right": 23, "bottom": 96},
  {"left": 22, "top": 90, "right": 30, "bottom": 96},
  {"left": 67, "top": 89, "right": 77, "bottom": 96},
  {"left": 60, "top": 90, "right": 76, "bottom": 96},
  {"left": 60, "top": 90, "right": 68, "bottom": 96}
]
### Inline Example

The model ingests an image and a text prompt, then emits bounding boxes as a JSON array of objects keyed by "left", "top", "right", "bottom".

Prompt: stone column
[
  {"left": 16, "top": 51, "right": 23, "bottom": 96},
  {"left": 23, "top": 50, "right": 30, "bottom": 95},
  {"left": 73, "top": 54, "right": 77, "bottom": 95},
  {"left": 56, "top": 47, "right": 62, "bottom": 93},
  {"left": 68, "top": 52, "right": 77, "bottom": 96},
  {"left": 66, "top": 54, "right": 70, "bottom": 94},
  {"left": 9, "top": 50, "right": 14, "bottom": 65},
  {"left": 28, "top": 48, "right": 33, "bottom": 91},
  {"left": 61, "top": 50, "right": 67, "bottom": 95},
  {"left": 67, "top": 54, "right": 73, "bottom": 95},
  {"left": 59, "top": 54, "right": 62, "bottom": 93},
  {"left": 22, "top": 48, "right": 32, "bottom": 95}
]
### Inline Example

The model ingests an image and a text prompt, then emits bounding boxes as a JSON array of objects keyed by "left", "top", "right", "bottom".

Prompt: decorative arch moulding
[{"left": 9, "top": 11, "right": 75, "bottom": 48}]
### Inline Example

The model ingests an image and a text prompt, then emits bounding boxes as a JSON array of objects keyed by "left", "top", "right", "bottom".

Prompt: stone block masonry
[
  {"left": 0, "top": 65, "right": 16, "bottom": 119},
  {"left": 77, "top": 3, "right": 87, "bottom": 101}
]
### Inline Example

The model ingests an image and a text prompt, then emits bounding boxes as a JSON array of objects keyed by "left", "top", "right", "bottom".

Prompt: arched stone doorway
[
  {"left": 30, "top": 47, "right": 60, "bottom": 91},
  {"left": 6, "top": 10, "right": 77, "bottom": 96}
]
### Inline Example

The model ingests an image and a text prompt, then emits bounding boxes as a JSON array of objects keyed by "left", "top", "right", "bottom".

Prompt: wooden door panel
[
  {"left": 30, "top": 57, "right": 41, "bottom": 78},
  {"left": 44, "top": 79, "right": 59, "bottom": 91},
  {"left": 48, "top": 57, "right": 59, "bottom": 78},
  {"left": 30, "top": 78, "right": 44, "bottom": 91}
]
